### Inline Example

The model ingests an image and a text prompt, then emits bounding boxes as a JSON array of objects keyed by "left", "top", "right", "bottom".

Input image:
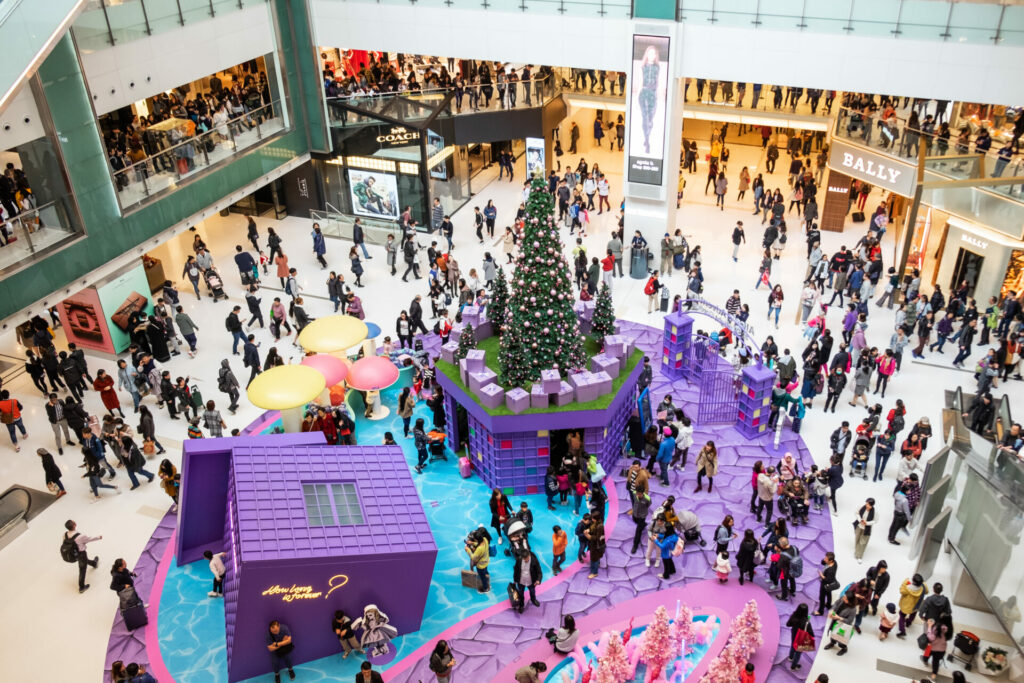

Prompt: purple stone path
[
  {"left": 388, "top": 322, "right": 835, "bottom": 683},
  {"left": 103, "top": 511, "right": 176, "bottom": 683}
]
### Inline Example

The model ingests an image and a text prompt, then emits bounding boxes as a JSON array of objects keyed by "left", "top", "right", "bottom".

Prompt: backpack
[
  {"left": 60, "top": 533, "right": 80, "bottom": 563},
  {"left": 786, "top": 549, "right": 804, "bottom": 578},
  {"left": 217, "top": 370, "right": 231, "bottom": 393},
  {"left": 644, "top": 279, "right": 656, "bottom": 296},
  {"left": 780, "top": 233, "right": 787, "bottom": 244}
]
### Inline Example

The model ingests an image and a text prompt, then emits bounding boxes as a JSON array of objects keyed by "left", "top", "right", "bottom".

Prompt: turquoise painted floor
[{"left": 158, "top": 387, "right": 587, "bottom": 682}]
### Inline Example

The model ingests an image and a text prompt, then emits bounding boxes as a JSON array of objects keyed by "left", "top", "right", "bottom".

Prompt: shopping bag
[{"left": 829, "top": 619, "right": 853, "bottom": 645}]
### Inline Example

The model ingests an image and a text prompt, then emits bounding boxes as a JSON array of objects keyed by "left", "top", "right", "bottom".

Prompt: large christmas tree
[{"left": 499, "top": 176, "right": 587, "bottom": 387}]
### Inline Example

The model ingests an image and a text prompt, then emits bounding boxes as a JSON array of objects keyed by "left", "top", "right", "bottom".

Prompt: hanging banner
[
  {"left": 627, "top": 34, "right": 670, "bottom": 185},
  {"left": 525, "top": 137, "right": 545, "bottom": 178},
  {"left": 828, "top": 140, "right": 916, "bottom": 197}
]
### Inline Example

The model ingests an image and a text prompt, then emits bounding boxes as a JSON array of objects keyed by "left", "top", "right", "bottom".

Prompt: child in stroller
[
  {"left": 849, "top": 434, "right": 873, "bottom": 479},
  {"left": 204, "top": 268, "right": 227, "bottom": 301},
  {"left": 427, "top": 429, "right": 447, "bottom": 463}
]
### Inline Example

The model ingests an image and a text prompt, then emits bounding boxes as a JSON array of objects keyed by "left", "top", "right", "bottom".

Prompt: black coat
[
  {"left": 489, "top": 493, "right": 512, "bottom": 528},
  {"left": 40, "top": 451, "right": 62, "bottom": 483}
]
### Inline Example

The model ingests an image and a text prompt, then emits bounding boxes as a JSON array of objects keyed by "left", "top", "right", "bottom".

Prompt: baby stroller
[
  {"left": 676, "top": 510, "right": 707, "bottom": 548},
  {"left": 948, "top": 630, "right": 980, "bottom": 670},
  {"left": 204, "top": 269, "right": 227, "bottom": 301},
  {"left": 849, "top": 435, "right": 872, "bottom": 479},
  {"left": 427, "top": 429, "right": 448, "bottom": 463}
]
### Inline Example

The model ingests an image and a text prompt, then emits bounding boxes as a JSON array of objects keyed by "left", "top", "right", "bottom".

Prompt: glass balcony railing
[
  {"left": 834, "top": 105, "right": 924, "bottom": 159},
  {"left": 677, "top": 0, "right": 1024, "bottom": 46},
  {"left": 683, "top": 82, "right": 835, "bottom": 119},
  {"left": 72, "top": 0, "right": 263, "bottom": 50},
  {"left": 0, "top": 198, "right": 83, "bottom": 276},
  {"left": 111, "top": 98, "right": 286, "bottom": 212}
]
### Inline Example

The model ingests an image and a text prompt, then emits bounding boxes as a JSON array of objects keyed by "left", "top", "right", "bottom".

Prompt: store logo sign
[
  {"left": 261, "top": 574, "right": 349, "bottom": 602},
  {"left": 827, "top": 186, "right": 848, "bottom": 194},
  {"left": 828, "top": 141, "right": 916, "bottom": 197},
  {"left": 840, "top": 153, "right": 902, "bottom": 184},
  {"left": 961, "top": 234, "right": 988, "bottom": 250},
  {"left": 376, "top": 126, "right": 420, "bottom": 145}
]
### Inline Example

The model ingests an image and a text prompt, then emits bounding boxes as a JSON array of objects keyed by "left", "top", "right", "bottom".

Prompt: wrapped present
[
  {"left": 530, "top": 383, "right": 549, "bottom": 409},
  {"left": 540, "top": 368, "right": 561, "bottom": 394},
  {"left": 505, "top": 387, "right": 530, "bottom": 414},
  {"left": 591, "top": 354, "right": 620, "bottom": 378},
  {"left": 553, "top": 381, "right": 575, "bottom": 407},
  {"left": 478, "top": 382, "right": 504, "bottom": 409},
  {"left": 468, "top": 368, "right": 497, "bottom": 394},
  {"left": 464, "top": 349, "right": 486, "bottom": 373}
]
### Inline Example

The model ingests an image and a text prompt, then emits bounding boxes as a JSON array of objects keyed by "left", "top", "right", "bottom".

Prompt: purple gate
[
  {"left": 698, "top": 354, "right": 740, "bottom": 424},
  {"left": 685, "top": 334, "right": 719, "bottom": 385}
]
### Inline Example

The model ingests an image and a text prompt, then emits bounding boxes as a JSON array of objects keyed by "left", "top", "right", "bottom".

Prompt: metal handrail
[{"left": 111, "top": 98, "right": 282, "bottom": 180}]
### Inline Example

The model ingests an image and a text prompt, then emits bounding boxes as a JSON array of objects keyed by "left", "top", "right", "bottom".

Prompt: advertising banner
[
  {"left": 526, "top": 137, "right": 545, "bottom": 178},
  {"left": 427, "top": 130, "right": 447, "bottom": 180},
  {"left": 57, "top": 286, "right": 115, "bottom": 354},
  {"left": 627, "top": 34, "right": 670, "bottom": 185},
  {"left": 348, "top": 169, "right": 400, "bottom": 220},
  {"left": 96, "top": 263, "right": 154, "bottom": 354},
  {"left": 828, "top": 140, "right": 916, "bottom": 197}
]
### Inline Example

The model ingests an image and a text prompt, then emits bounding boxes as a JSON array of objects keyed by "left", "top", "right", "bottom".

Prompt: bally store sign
[{"left": 829, "top": 140, "right": 916, "bottom": 198}]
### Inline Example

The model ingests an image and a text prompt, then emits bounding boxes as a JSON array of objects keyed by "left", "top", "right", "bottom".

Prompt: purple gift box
[
  {"left": 591, "top": 370, "right": 613, "bottom": 396},
  {"left": 540, "top": 369, "right": 561, "bottom": 394},
  {"left": 591, "top": 354, "right": 620, "bottom": 378},
  {"left": 451, "top": 321, "right": 465, "bottom": 340},
  {"left": 574, "top": 375, "right": 598, "bottom": 403},
  {"left": 581, "top": 299, "right": 596, "bottom": 321},
  {"left": 553, "top": 381, "right": 575, "bottom": 406},
  {"left": 602, "top": 335, "right": 626, "bottom": 359},
  {"left": 506, "top": 387, "right": 530, "bottom": 414},
  {"left": 468, "top": 368, "right": 497, "bottom": 394},
  {"left": 464, "top": 349, "right": 486, "bottom": 373},
  {"left": 569, "top": 371, "right": 590, "bottom": 391},
  {"left": 461, "top": 305, "right": 481, "bottom": 328},
  {"left": 441, "top": 341, "right": 461, "bottom": 364},
  {"left": 530, "top": 383, "right": 549, "bottom": 409},
  {"left": 478, "top": 382, "right": 505, "bottom": 409}
]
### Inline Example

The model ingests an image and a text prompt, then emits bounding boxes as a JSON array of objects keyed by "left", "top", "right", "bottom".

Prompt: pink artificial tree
[
  {"left": 732, "top": 600, "right": 764, "bottom": 656},
  {"left": 596, "top": 632, "right": 632, "bottom": 683},
  {"left": 641, "top": 605, "right": 673, "bottom": 683},
  {"left": 672, "top": 604, "right": 695, "bottom": 655},
  {"left": 698, "top": 600, "right": 764, "bottom": 683}
]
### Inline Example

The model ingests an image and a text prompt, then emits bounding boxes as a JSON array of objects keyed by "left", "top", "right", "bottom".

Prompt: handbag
[
  {"left": 47, "top": 481, "right": 60, "bottom": 494},
  {"left": 753, "top": 549, "right": 765, "bottom": 565},
  {"left": 793, "top": 621, "right": 816, "bottom": 652},
  {"left": 917, "top": 632, "right": 930, "bottom": 650},
  {"left": 142, "top": 439, "right": 156, "bottom": 455},
  {"left": 829, "top": 619, "right": 853, "bottom": 645}
]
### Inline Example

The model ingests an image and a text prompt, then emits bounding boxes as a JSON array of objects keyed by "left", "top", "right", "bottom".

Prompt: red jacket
[{"left": 601, "top": 255, "right": 614, "bottom": 272}]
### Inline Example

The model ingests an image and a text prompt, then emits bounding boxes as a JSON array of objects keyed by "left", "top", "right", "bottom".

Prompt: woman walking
[
  {"left": 398, "top": 387, "right": 415, "bottom": 438},
  {"left": 586, "top": 518, "right": 606, "bottom": 579},
  {"left": 737, "top": 166, "right": 750, "bottom": 201},
  {"left": 93, "top": 369, "right": 123, "bottom": 418},
  {"left": 767, "top": 285, "right": 784, "bottom": 328},
  {"left": 736, "top": 528, "right": 758, "bottom": 585},
  {"left": 714, "top": 515, "right": 736, "bottom": 554},
  {"left": 714, "top": 172, "right": 728, "bottom": 210},
  {"left": 853, "top": 497, "right": 875, "bottom": 563},
  {"left": 489, "top": 488, "right": 512, "bottom": 546},
  {"left": 786, "top": 602, "right": 814, "bottom": 671},
  {"left": 694, "top": 440, "right": 718, "bottom": 493},
  {"left": 349, "top": 246, "right": 364, "bottom": 287},
  {"left": 138, "top": 405, "right": 166, "bottom": 455},
  {"left": 37, "top": 447, "right": 67, "bottom": 498}
]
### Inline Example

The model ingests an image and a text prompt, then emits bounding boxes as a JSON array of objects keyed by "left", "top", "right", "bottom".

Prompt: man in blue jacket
[
  {"left": 312, "top": 223, "right": 327, "bottom": 269},
  {"left": 657, "top": 427, "right": 675, "bottom": 485}
]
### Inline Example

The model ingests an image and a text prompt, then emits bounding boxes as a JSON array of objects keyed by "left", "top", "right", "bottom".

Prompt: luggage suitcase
[
  {"left": 121, "top": 602, "right": 149, "bottom": 631},
  {"left": 461, "top": 569, "right": 481, "bottom": 589},
  {"left": 660, "top": 287, "right": 670, "bottom": 312},
  {"left": 948, "top": 630, "right": 980, "bottom": 670},
  {"left": 852, "top": 211, "right": 865, "bottom": 223},
  {"left": 458, "top": 456, "right": 472, "bottom": 478}
]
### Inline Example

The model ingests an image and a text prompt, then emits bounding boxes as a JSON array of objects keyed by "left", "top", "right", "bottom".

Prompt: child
[
  {"left": 812, "top": 470, "right": 829, "bottom": 511},
  {"left": 551, "top": 525, "right": 568, "bottom": 575},
  {"left": 258, "top": 250, "right": 269, "bottom": 275},
  {"left": 203, "top": 550, "right": 226, "bottom": 598},
  {"left": 739, "top": 662, "right": 755, "bottom": 683},
  {"left": 556, "top": 469, "right": 570, "bottom": 505},
  {"left": 383, "top": 431, "right": 397, "bottom": 446},
  {"left": 878, "top": 603, "right": 897, "bottom": 640},
  {"left": 187, "top": 417, "right": 203, "bottom": 439},
  {"left": 714, "top": 551, "right": 731, "bottom": 583},
  {"left": 518, "top": 501, "right": 534, "bottom": 533},
  {"left": 381, "top": 336, "right": 395, "bottom": 356}
]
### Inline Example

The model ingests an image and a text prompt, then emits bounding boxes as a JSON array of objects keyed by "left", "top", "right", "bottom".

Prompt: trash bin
[{"left": 630, "top": 247, "right": 650, "bottom": 279}]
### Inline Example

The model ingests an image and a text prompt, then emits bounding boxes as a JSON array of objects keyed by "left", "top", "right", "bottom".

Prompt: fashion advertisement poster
[
  {"left": 427, "top": 130, "right": 447, "bottom": 180},
  {"left": 348, "top": 169, "right": 400, "bottom": 220},
  {"left": 57, "top": 286, "right": 115, "bottom": 353},
  {"left": 627, "top": 34, "right": 670, "bottom": 185},
  {"left": 526, "top": 137, "right": 545, "bottom": 179},
  {"left": 96, "top": 263, "right": 154, "bottom": 354}
]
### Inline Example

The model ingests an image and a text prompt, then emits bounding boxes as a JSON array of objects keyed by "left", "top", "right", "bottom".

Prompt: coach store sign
[{"left": 828, "top": 140, "right": 916, "bottom": 198}]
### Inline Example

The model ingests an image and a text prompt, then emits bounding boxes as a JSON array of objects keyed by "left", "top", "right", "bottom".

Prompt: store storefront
[{"left": 934, "top": 218, "right": 1024, "bottom": 303}]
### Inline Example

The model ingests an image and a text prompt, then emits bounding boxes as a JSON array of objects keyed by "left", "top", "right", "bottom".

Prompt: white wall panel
[
  {"left": 0, "top": 86, "right": 47, "bottom": 150},
  {"left": 311, "top": 0, "right": 1024, "bottom": 104},
  {"left": 79, "top": 4, "right": 277, "bottom": 116}
]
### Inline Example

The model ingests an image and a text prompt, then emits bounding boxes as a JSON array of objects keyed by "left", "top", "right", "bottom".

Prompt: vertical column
[{"left": 622, "top": 22, "right": 683, "bottom": 261}]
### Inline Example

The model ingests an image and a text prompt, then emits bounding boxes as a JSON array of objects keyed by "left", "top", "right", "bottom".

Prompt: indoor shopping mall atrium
[{"left": 1, "top": 1, "right": 1024, "bottom": 682}]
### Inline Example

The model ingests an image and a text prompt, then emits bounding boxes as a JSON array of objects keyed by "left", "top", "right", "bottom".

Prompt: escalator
[
  {"left": 0, "top": 485, "right": 58, "bottom": 551},
  {"left": 0, "top": 0, "right": 88, "bottom": 114}
]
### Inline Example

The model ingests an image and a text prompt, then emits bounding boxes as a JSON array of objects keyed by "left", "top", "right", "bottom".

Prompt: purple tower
[
  {"left": 736, "top": 362, "right": 777, "bottom": 438},
  {"left": 661, "top": 311, "right": 693, "bottom": 380}
]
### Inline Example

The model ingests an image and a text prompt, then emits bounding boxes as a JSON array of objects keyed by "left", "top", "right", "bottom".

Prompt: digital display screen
[{"left": 627, "top": 34, "right": 670, "bottom": 185}]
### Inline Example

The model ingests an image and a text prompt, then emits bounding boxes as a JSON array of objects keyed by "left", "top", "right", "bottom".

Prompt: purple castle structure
[{"left": 176, "top": 434, "right": 437, "bottom": 683}]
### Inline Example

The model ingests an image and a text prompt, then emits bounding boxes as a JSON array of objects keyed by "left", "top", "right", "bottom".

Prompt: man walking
[
  {"left": 82, "top": 426, "right": 117, "bottom": 478},
  {"left": 226, "top": 306, "right": 246, "bottom": 355},
  {"left": 731, "top": 222, "right": 745, "bottom": 261},
  {"left": 630, "top": 485, "right": 651, "bottom": 554},
  {"left": 0, "top": 390, "right": 28, "bottom": 452},
  {"left": 174, "top": 305, "right": 200, "bottom": 358},
  {"left": 67, "top": 343, "right": 94, "bottom": 385},
  {"left": 312, "top": 223, "right": 328, "bottom": 269},
  {"left": 45, "top": 393, "right": 75, "bottom": 455},
  {"left": 409, "top": 295, "right": 429, "bottom": 336},
  {"left": 243, "top": 335, "right": 261, "bottom": 388},
  {"left": 233, "top": 245, "right": 256, "bottom": 285},
  {"left": 430, "top": 198, "right": 444, "bottom": 234},
  {"left": 352, "top": 218, "right": 372, "bottom": 259},
  {"left": 64, "top": 519, "right": 101, "bottom": 593},
  {"left": 218, "top": 360, "right": 241, "bottom": 414}
]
